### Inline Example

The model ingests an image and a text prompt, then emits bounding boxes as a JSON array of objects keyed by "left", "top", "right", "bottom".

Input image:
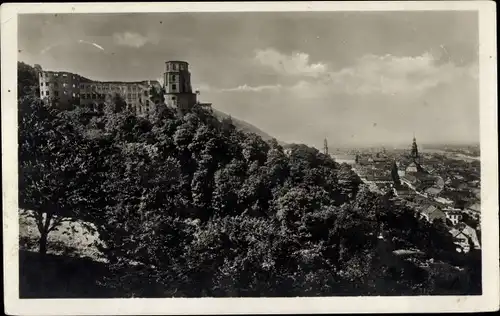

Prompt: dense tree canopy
[{"left": 18, "top": 62, "right": 480, "bottom": 296}]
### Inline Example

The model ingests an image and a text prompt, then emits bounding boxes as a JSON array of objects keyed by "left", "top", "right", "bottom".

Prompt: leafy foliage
[
  {"left": 18, "top": 61, "right": 480, "bottom": 296},
  {"left": 18, "top": 95, "right": 107, "bottom": 254}
]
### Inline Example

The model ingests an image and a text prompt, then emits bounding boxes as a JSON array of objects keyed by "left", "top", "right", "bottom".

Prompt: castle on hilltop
[{"left": 36, "top": 60, "right": 211, "bottom": 116}]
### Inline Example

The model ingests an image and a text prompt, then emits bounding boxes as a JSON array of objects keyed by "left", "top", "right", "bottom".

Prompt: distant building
[
  {"left": 451, "top": 230, "right": 471, "bottom": 253},
  {"left": 163, "top": 61, "right": 198, "bottom": 111},
  {"left": 445, "top": 209, "right": 463, "bottom": 226},
  {"left": 424, "top": 186, "right": 442, "bottom": 197},
  {"left": 400, "top": 136, "right": 430, "bottom": 186},
  {"left": 410, "top": 135, "right": 419, "bottom": 161},
  {"left": 38, "top": 70, "right": 160, "bottom": 115},
  {"left": 467, "top": 203, "right": 481, "bottom": 213},
  {"left": 38, "top": 60, "right": 210, "bottom": 114},
  {"left": 435, "top": 196, "right": 454, "bottom": 206},
  {"left": 450, "top": 224, "right": 481, "bottom": 253},
  {"left": 405, "top": 161, "right": 420, "bottom": 174},
  {"left": 394, "top": 186, "right": 416, "bottom": 199},
  {"left": 419, "top": 205, "right": 446, "bottom": 223}
]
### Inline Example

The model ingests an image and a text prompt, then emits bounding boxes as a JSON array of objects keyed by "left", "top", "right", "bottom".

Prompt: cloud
[
  {"left": 251, "top": 49, "right": 477, "bottom": 97},
  {"left": 254, "top": 48, "right": 327, "bottom": 77},
  {"left": 219, "top": 84, "right": 283, "bottom": 93},
  {"left": 285, "top": 52, "right": 477, "bottom": 97},
  {"left": 204, "top": 51, "right": 479, "bottom": 148},
  {"left": 331, "top": 53, "right": 476, "bottom": 95},
  {"left": 194, "top": 83, "right": 282, "bottom": 93},
  {"left": 113, "top": 32, "right": 157, "bottom": 48}
]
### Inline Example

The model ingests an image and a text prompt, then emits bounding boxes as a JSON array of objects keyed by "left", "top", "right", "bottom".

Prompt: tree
[
  {"left": 212, "top": 159, "right": 246, "bottom": 217},
  {"left": 18, "top": 62, "right": 40, "bottom": 99},
  {"left": 18, "top": 97, "right": 105, "bottom": 254}
]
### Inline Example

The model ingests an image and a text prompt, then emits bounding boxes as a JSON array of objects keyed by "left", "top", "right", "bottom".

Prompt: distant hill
[{"left": 212, "top": 108, "right": 286, "bottom": 145}]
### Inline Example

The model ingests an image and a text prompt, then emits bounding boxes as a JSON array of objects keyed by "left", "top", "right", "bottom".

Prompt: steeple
[
  {"left": 410, "top": 134, "right": 419, "bottom": 161},
  {"left": 323, "top": 138, "right": 329, "bottom": 155}
]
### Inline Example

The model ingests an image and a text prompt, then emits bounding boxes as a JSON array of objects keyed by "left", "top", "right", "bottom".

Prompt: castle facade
[{"left": 36, "top": 60, "right": 210, "bottom": 116}]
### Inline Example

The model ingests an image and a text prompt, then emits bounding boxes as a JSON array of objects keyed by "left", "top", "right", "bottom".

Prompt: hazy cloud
[
  {"left": 254, "top": 48, "right": 327, "bottom": 77},
  {"left": 195, "top": 83, "right": 282, "bottom": 93},
  {"left": 325, "top": 53, "right": 477, "bottom": 95},
  {"left": 250, "top": 51, "right": 478, "bottom": 98},
  {"left": 113, "top": 32, "right": 157, "bottom": 48},
  {"left": 217, "top": 51, "right": 477, "bottom": 102},
  {"left": 219, "top": 84, "right": 283, "bottom": 93}
]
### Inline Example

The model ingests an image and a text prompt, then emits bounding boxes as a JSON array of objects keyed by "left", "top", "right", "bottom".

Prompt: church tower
[
  {"left": 410, "top": 135, "right": 419, "bottom": 162},
  {"left": 406, "top": 134, "right": 425, "bottom": 174},
  {"left": 163, "top": 61, "right": 197, "bottom": 111}
]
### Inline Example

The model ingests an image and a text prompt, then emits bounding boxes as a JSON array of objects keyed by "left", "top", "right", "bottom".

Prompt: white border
[{"left": 2, "top": 2, "right": 498, "bottom": 314}]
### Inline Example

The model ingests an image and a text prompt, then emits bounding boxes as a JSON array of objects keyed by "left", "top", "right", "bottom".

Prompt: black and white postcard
[{"left": 2, "top": 1, "right": 498, "bottom": 314}]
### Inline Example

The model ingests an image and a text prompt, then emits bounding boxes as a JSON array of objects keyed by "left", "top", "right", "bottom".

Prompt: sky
[{"left": 18, "top": 11, "right": 479, "bottom": 149}]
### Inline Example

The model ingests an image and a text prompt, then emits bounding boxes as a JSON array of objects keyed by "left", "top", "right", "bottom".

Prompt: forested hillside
[{"left": 18, "top": 62, "right": 481, "bottom": 297}]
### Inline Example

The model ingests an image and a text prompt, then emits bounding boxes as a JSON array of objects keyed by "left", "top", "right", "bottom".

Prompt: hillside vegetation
[{"left": 18, "top": 62, "right": 481, "bottom": 297}]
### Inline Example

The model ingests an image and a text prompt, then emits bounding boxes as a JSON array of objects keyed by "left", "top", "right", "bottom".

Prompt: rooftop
[
  {"left": 40, "top": 70, "right": 160, "bottom": 86},
  {"left": 166, "top": 60, "right": 189, "bottom": 64}
]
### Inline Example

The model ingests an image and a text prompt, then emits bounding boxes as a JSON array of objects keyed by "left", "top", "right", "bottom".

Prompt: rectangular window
[
  {"left": 173, "top": 64, "right": 177, "bottom": 71},
  {"left": 62, "top": 74, "right": 68, "bottom": 77},
  {"left": 144, "top": 90, "right": 148, "bottom": 96},
  {"left": 72, "top": 84, "right": 76, "bottom": 88},
  {"left": 172, "top": 84, "right": 177, "bottom": 91},
  {"left": 171, "top": 75, "right": 176, "bottom": 81},
  {"left": 54, "top": 91, "right": 59, "bottom": 96},
  {"left": 80, "top": 84, "right": 84, "bottom": 89},
  {"left": 46, "top": 91, "right": 49, "bottom": 96}
]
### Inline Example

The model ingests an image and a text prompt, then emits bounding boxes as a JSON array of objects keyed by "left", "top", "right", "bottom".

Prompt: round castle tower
[{"left": 163, "top": 61, "right": 197, "bottom": 110}]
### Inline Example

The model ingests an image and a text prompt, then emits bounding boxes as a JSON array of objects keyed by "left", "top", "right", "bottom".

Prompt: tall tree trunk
[
  {"left": 39, "top": 230, "right": 48, "bottom": 255},
  {"left": 37, "top": 211, "right": 52, "bottom": 255}
]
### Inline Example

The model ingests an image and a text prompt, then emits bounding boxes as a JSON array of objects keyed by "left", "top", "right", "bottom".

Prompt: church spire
[
  {"left": 323, "top": 138, "right": 329, "bottom": 155},
  {"left": 410, "top": 134, "right": 419, "bottom": 161}
]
